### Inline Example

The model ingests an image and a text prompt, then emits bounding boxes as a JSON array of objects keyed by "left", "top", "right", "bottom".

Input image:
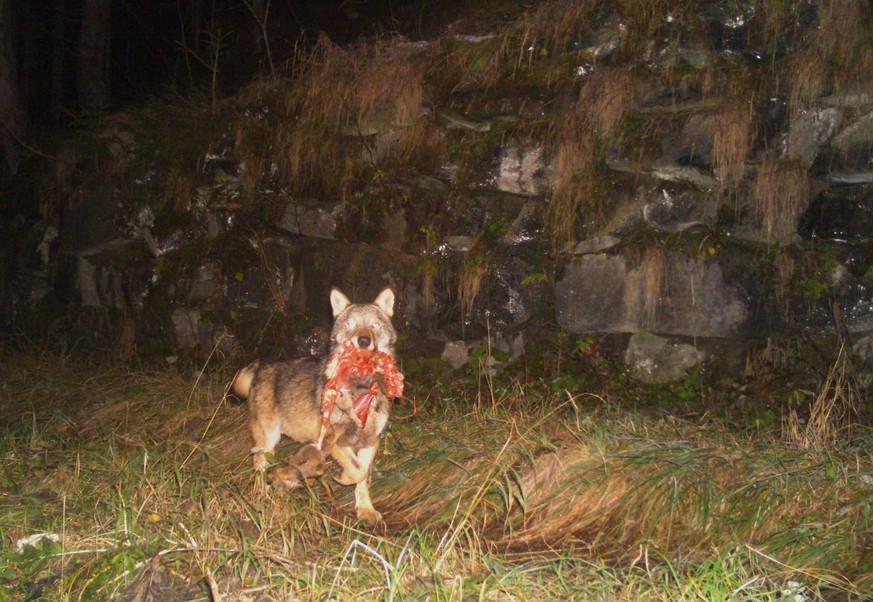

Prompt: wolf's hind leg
[{"left": 249, "top": 416, "right": 281, "bottom": 471}]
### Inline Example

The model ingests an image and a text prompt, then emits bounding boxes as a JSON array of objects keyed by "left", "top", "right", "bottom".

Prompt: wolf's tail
[{"left": 231, "top": 362, "right": 258, "bottom": 399}]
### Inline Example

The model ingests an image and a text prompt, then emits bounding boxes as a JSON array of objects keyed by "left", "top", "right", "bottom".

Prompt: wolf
[{"left": 232, "top": 287, "right": 397, "bottom": 526}]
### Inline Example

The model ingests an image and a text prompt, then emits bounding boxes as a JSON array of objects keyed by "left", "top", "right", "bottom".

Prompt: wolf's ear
[
  {"left": 330, "top": 288, "right": 351, "bottom": 317},
  {"left": 373, "top": 288, "right": 395, "bottom": 317}
]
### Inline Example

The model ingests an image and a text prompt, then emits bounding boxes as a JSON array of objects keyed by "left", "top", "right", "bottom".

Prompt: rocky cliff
[{"left": 3, "top": 0, "right": 872, "bottom": 388}]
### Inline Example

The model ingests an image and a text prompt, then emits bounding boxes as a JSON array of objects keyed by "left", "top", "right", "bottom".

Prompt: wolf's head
[{"left": 329, "top": 288, "right": 397, "bottom": 356}]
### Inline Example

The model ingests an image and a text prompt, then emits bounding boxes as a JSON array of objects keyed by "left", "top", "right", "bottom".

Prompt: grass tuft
[
  {"left": 784, "top": 346, "right": 861, "bottom": 450},
  {"left": 713, "top": 99, "right": 755, "bottom": 188},
  {"left": 497, "top": 0, "right": 601, "bottom": 80},
  {"left": 750, "top": 159, "right": 809, "bottom": 244},
  {"left": 233, "top": 36, "right": 429, "bottom": 204},
  {"left": 457, "top": 256, "right": 487, "bottom": 323},
  {"left": 788, "top": 48, "right": 827, "bottom": 120},
  {"left": 580, "top": 67, "right": 639, "bottom": 140},
  {"left": 643, "top": 246, "right": 666, "bottom": 328},
  {"left": 544, "top": 111, "right": 598, "bottom": 246}
]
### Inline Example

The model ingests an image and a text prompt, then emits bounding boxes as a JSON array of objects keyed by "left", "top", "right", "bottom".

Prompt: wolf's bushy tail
[{"left": 231, "top": 362, "right": 259, "bottom": 399}]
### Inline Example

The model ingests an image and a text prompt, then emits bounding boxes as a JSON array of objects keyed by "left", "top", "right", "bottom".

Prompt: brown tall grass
[
  {"left": 550, "top": 111, "right": 593, "bottom": 176},
  {"left": 234, "top": 36, "right": 429, "bottom": 200},
  {"left": 617, "top": 0, "right": 692, "bottom": 56},
  {"left": 431, "top": 38, "right": 501, "bottom": 97},
  {"left": 343, "top": 41, "right": 424, "bottom": 139},
  {"left": 498, "top": 0, "right": 601, "bottom": 77},
  {"left": 543, "top": 66, "right": 638, "bottom": 245},
  {"left": 821, "top": 0, "right": 873, "bottom": 98},
  {"left": 544, "top": 111, "right": 598, "bottom": 246},
  {"left": 712, "top": 99, "right": 754, "bottom": 188},
  {"left": 788, "top": 0, "right": 873, "bottom": 116},
  {"left": 376, "top": 401, "right": 871, "bottom": 585},
  {"left": 2, "top": 349, "right": 872, "bottom": 598},
  {"left": 458, "top": 254, "right": 487, "bottom": 320},
  {"left": 579, "top": 67, "right": 638, "bottom": 139},
  {"left": 421, "top": 262, "right": 436, "bottom": 313},
  {"left": 380, "top": 119, "right": 447, "bottom": 177},
  {"left": 816, "top": 0, "right": 866, "bottom": 74},
  {"left": 783, "top": 346, "right": 860, "bottom": 449},
  {"left": 762, "top": 0, "right": 788, "bottom": 44},
  {"left": 282, "top": 37, "right": 426, "bottom": 194},
  {"left": 750, "top": 159, "right": 809, "bottom": 243},
  {"left": 788, "top": 48, "right": 827, "bottom": 119},
  {"left": 643, "top": 247, "right": 666, "bottom": 328}
]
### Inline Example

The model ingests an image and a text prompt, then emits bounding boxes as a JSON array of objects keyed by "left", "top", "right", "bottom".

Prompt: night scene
[{"left": 0, "top": 0, "right": 871, "bottom": 599}]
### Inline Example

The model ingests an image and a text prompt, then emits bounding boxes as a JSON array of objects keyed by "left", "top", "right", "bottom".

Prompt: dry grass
[
  {"left": 457, "top": 254, "right": 487, "bottom": 321},
  {"left": 426, "top": 37, "right": 501, "bottom": 99},
  {"left": 642, "top": 247, "right": 666, "bottom": 328},
  {"left": 0, "top": 349, "right": 871, "bottom": 599},
  {"left": 544, "top": 112, "right": 598, "bottom": 246},
  {"left": 541, "top": 67, "right": 638, "bottom": 246},
  {"left": 420, "top": 262, "right": 436, "bottom": 313},
  {"left": 497, "top": 0, "right": 602, "bottom": 78},
  {"left": 788, "top": 0, "right": 873, "bottom": 116},
  {"left": 745, "top": 335, "right": 809, "bottom": 381},
  {"left": 579, "top": 67, "right": 639, "bottom": 139},
  {"left": 712, "top": 99, "right": 755, "bottom": 188},
  {"left": 293, "top": 35, "right": 426, "bottom": 134},
  {"left": 233, "top": 110, "right": 272, "bottom": 207},
  {"left": 617, "top": 0, "right": 693, "bottom": 56},
  {"left": 377, "top": 393, "right": 872, "bottom": 591},
  {"left": 750, "top": 159, "right": 810, "bottom": 244},
  {"left": 417, "top": 226, "right": 441, "bottom": 317},
  {"left": 379, "top": 119, "right": 447, "bottom": 178},
  {"left": 761, "top": 0, "right": 808, "bottom": 61},
  {"left": 784, "top": 346, "right": 861, "bottom": 450},
  {"left": 816, "top": 0, "right": 870, "bottom": 92},
  {"left": 788, "top": 48, "right": 827, "bottom": 120},
  {"left": 233, "top": 36, "right": 429, "bottom": 201},
  {"left": 762, "top": 0, "right": 788, "bottom": 45}
]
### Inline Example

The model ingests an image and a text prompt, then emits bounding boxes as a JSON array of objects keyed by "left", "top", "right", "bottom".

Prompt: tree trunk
[
  {"left": 0, "top": 0, "right": 24, "bottom": 176},
  {"left": 77, "top": 0, "right": 109, "bottom": 110}
]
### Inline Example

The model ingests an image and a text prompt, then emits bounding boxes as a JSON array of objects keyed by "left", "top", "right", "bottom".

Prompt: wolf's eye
[
  {"left": 348, "top": 319, "right": 357, "bottom": 329},
  {"left": 372, "top": 321, "right": 381, "bottom": 330}
]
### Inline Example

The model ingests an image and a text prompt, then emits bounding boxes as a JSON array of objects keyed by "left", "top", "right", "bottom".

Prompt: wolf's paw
[
  {"left": 357, "top": 506, "right": 384, "bottom": 528},
  {"left": 251, "top": 450, "right": 270, "bottom": 472}
]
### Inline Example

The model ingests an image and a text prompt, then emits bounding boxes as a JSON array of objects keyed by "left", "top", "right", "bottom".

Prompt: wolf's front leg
[
  {"left": 349, "top": 446, "right": 382, "bottom": 526},
  {"left": 330, "top": 445, "right": 383, "bottom": 525}
]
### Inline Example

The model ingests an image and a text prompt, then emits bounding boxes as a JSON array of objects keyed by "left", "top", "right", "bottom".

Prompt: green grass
[{"left": 0, "top": 350, "right": 870, "bottom": 600}]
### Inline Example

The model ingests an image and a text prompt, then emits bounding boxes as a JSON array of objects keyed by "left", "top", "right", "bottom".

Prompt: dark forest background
[{"left": 0, "top": 0, "right": 444, "bottom": 184}]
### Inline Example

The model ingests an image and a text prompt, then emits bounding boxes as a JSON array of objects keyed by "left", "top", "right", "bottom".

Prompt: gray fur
[{"left": 232, "top": 287, "right": 398, "bottom": 526}]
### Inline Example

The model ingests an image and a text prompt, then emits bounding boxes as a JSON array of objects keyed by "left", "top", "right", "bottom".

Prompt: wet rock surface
[
  {"left": 625, "top": 332, "right": 705, "bottom": 384},
  {"left": 2, "top": 0, "right": 872, "bottom": 386},
  {"left": 555, "top": 252, "right": 751, "bottom": 339}
]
